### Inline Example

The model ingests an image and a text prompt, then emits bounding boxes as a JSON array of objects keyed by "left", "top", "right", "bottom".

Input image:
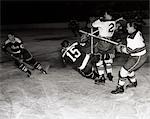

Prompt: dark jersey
[
  {"left": 61, "top": 42, "right": 86, "bottom": 68},
  {"left": 95, "top": 40, "right": 115, "bottom": 54},
  {"left": 3, "top": 37, "right": 24, "bottom": 54}
]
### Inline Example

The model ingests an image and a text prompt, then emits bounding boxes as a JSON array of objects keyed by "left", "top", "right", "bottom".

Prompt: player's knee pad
[
  {"left": 97, "top": 65, "right": 105, "bottom": 75},
  {"left": 106, "top": 63, "right": 112, "bottom": 67},
  {"left": 106, "top": 64, "right": 112, "bottom": 73},
  {"left": 96, "top": 60, "right": 103, "bottom": 67},
  {"left": 105, "top": 59, "right": 113, "bottom": 64},
  {"left": 128, "top": 71, "right": 135, "bottom": 77},
  {"left": 97, "top": 65, "right": 104, "bottom": 70},
  {"left": 119, "top": 67, "right": 129, "bottom": 78}
]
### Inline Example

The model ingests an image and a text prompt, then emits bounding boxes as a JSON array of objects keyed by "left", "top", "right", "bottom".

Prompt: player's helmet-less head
[
  {"left": 61, "top": 40, "right": 70, "bottom": 48},
  {"left": 8, "top": 33, "right": 15, "bottom": 41},
  {"left": 127, "top": 20, "right": 140, "bottom": 34},
  {"left": 103, "top": 9, "right": 114, "bottom": 20}
]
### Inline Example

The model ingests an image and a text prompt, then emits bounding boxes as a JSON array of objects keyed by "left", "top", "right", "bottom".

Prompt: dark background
[{"left": 1, "top": 0, "right": 149, "bottom": 24}]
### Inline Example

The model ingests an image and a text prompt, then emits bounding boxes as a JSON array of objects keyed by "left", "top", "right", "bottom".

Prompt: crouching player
[
  {"left": 1, "top": 33, "right": 47, "bottom": 77},
  {"left": 60, "top": 40, "right": 100, "bottom": 79},
  {"left": 111, "top": 21, "right": 148, "bottom": 94}
]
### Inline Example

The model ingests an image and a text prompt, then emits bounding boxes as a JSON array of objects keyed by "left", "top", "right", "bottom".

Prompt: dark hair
[
  {"left": 104, "top": 9, "right": 114, "bottom": 16},
  {"left": 61, "top": 40, "right": 70, "bottom": 48},
  {"left": 127, "top": 20, "right": 142, "bottom": 31},
  {"left": 8, "top": 32, "right": 15, "bottom": 35}
]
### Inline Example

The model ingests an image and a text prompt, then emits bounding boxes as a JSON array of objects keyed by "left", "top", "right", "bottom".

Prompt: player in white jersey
[
  {"left": 111, "top": 20, "right": 147, "bottom": 94},
  {"left": 92, "top": 10, "right": 116, "bottom": 84},
  {"left": 92, "top": 17, "right": 116, "bottom": 38}
]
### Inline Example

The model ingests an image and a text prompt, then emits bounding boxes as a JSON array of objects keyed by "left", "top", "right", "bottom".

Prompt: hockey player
[
  {"left": 92, "top": 10, "right": 117, "bottom": 84},
  {"left": 1, "top": 33, "right": 47, "bottom": 77},
  {"left": 68, "top": 18, "right": 80, "bottom": 37},
  {"left": 61, "top": 40, "right": 100, "bottom": 79},
  {"left": 111, "top": 20, "right": 147, "bottom": 94}
]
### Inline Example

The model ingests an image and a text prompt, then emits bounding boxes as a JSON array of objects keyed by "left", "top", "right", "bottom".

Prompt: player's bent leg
[
  {"left": 111, "top": 67, "right": 129, "bottom": 94},
  {"left": 79, "top": 55, "right": 99, "bottom": 80},
  {"left": 15, "top": 60, "right": 31, "bottom": 77},
  {"left": 106, "top": 63, "right": 113, "bottom": 81},
  {"left": 126, "top": 71, "right": 137, "bottom": 89},
  {"left": 80, "top": 61, "right": 94, "bottom": 79},
  {"left": 34, "top": 62, "right": 47, "bottom": 74},
  {"left": 24, "top": 56, "right": 47, "bottom": 74},
  {"left": 123, "top": 55, "right": 147, "bottom": 89},
  {"left": 95, "top": 61, "right": 106, "bottom": 85},
  {"left": 105, "top": 57, "right": 113, "bottom": 81},
  {"left": 22, "top": 49, "right": 33, "bottom": 61}
]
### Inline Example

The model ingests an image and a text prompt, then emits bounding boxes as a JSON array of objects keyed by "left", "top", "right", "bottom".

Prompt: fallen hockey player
[{"left": 60, "top": 39, "right": 100, "bottom": 80}]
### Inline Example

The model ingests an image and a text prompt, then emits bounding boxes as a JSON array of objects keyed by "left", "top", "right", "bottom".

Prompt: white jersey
[
  {"left": 92, "top": 19, "right": 116, "bottom": 38},
  {"left": 126, "top": 31, "right": 146, "bottom": 56}
]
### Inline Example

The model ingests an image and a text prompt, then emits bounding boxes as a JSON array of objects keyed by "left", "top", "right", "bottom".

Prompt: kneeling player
[
  {"left": 60, "top": 40, "right": 100, "bottom": 79},
  {"left": 1, "top": 33, "right": 47, "bottom": 77}
]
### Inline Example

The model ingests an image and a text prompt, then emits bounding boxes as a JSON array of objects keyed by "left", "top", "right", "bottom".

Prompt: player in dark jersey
[
  {"left": 61, "top": 40, "right": 100, "bottom": 79},
  {"left": 1, "top": 33, "right": 47, "bottom": 77}
]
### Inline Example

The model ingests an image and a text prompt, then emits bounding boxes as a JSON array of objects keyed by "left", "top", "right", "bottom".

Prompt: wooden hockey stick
[
  {"left": 91, "top": 28, "right": 94, "bottom": 54},
  {"left": 6, "top": 51, "right": 34, "bottom": 70},
  {"left": 79, "top": 30, "right": 119, "bottom": 45}
]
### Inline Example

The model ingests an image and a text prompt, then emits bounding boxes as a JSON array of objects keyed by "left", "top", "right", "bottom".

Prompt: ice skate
[{"left": 111, "top": 86, "right": 124, "bottom": 94}]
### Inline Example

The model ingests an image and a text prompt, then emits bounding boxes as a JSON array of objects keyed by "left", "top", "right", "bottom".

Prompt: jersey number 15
[{"left": 66, "top": 46, "right": 81, "bottom": 62}]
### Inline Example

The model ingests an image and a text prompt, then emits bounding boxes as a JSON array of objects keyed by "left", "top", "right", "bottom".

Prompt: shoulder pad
[
  {"left": 71, "top": 42, "right": 79, "bottom": 46},
  {"left": 138, "top": 31, "right": 142, "bottom": 36},
  {"left": 5, "top": 39, "right": 10, "bottom": 45},
  {"left": 15, "top": 38, "right": 22, "bottom": 43}
]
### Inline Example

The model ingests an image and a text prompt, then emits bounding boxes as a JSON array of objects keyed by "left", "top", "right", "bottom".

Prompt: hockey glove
[{"left": 116, "top": 43, "right": 125, "bottom": 53}]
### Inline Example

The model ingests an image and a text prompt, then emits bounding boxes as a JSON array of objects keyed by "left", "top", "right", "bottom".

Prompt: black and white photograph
[{"left": 0, "top": 0, "right": 149, "bottom": 118}]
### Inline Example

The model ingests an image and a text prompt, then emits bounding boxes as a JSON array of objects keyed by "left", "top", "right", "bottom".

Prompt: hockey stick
[
  {"left": 79, "top": 30, "right": 119, "bottom": 45},
  {"left": 91, "top": 28, "right": 94, "bottom": 54},
  {"left": 5, "top": 51, "right": 34, "bottom": 70}
]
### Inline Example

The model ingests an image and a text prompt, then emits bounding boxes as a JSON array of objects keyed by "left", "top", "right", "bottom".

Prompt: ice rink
[{"left": 0, "top": 23, "right": 150, "bottom": 119}]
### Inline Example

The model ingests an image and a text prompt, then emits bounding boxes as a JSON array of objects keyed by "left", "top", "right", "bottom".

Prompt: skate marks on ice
[
  {"left": 0, "top": 72, "right": 63, "bottom": 119},
  {"left": 0, "top": 67, "right": 150, "bottom": 119},
  {"left": 106, "top": 67, "right": 150, "bottom": 119}
]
